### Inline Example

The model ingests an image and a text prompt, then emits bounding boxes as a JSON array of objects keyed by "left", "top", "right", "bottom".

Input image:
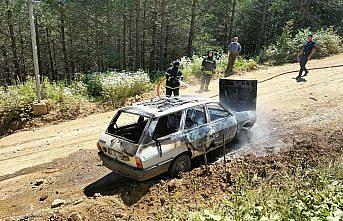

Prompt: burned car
[{"left": 97, "top": 79, "right": 257, "bottom": 181}]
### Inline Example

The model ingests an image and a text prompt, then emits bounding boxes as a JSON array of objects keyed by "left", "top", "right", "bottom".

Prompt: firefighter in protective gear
[
  {"left": 199, "top": 51, "right": 216, "bottom": 92},
  {"left": 165, "top": 61, "right": 183, "bottom": 96}
]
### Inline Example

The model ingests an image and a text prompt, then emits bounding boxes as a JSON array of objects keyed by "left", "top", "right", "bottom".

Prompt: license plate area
[
  {"left": 107, "top": 149, "right": 129, "bottom": 161},
  {"left": 107, "top": 148, "right": 117, "bottom": 159}
]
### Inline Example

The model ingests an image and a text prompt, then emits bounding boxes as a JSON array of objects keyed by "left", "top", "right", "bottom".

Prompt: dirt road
[{"left": 0, "top": 54, "right": 342, "bottom": 220}]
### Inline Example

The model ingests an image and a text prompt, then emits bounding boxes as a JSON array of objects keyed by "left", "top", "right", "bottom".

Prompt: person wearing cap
[
  {"left": 296, "top": 34, "right": 317, "bottom": 79},
  {"left": 165, "top": 61, "right": 183, "bottom": 96},
  {"left": 225, "top": 37, "right": 242, "bottom": 76},
  {"left": 199, "top": 51, "right": 216, "bottom": 92}
]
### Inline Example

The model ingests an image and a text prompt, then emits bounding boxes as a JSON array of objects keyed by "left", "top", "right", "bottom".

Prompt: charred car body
[{"left": 97, "top": 79, "right": 257, "bottom": 181}]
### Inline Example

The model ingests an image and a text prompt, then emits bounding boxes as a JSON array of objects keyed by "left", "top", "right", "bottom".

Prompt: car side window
[
  {"left": 207, "top": 103, "right": 230, "bottom": 121},
  {"left": 185, "top": 106, "right": 207, "bottom": 130},
  {"left": 153, "top": 111, "right": 182, "bottom": 139}
]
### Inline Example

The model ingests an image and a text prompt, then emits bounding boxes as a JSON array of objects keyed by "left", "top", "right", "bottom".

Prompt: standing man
[
  {"left": 165, "top": 60, "right": 183, "bottom": 96},
  {"left": 199, "top": 51, "right": 216, "bottom": 92},
  {"left": 296, "top": 34, "right": 316, "bottom": 79},
  {"left": 225, "top": 37, "right": 242, "bottom": 76}
]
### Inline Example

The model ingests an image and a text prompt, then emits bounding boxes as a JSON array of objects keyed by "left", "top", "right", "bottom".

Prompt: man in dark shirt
[
  {"left": 296, "top": 34, "right": 317, "bottom": 79},
  {"left": 199, "top": 51, "right": 216, "bottom": 92},
  {"left": 165, "top": 61, "right": 183, "bottom": 96}
]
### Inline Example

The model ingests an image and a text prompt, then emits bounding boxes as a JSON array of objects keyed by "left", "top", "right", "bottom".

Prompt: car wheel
[{"left": 169, "top": 154, "right": 191, "bottom": 178}]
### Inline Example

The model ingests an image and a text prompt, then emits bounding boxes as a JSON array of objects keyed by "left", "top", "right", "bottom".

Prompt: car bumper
[{"left": 98, "top": 152, "right": 171, "bottom": 182}]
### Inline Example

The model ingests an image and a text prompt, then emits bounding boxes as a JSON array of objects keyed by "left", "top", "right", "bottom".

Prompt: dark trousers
[
  {"left": 298, "top": 55, "right": 308, "bottom": 77},
  {"left": 226, "top": 53, "right": 238, "bottom": 76},
  {"left": 200, "top": 73, "right": 213, "bottom": 90},
  {"left": 166, "top": 88, "right": 179, "bottom": 96}
]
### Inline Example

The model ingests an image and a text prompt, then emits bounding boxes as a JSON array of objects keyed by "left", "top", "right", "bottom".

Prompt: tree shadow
[{"left": 83, "top": 172, "right": 159, "bottom": 206}]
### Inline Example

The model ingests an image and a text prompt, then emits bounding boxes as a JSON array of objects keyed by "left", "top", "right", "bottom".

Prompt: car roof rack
[{"left": 139, "top": 96, "right": 200, "bottom": 112}]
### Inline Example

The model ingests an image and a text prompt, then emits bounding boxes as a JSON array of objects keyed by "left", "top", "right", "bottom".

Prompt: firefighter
[
  {"left": 199, "top": 50, "right": 216, "bottom": 92},
  {"left": 165, "top": 60, "right": 183, "bottom": 96}
]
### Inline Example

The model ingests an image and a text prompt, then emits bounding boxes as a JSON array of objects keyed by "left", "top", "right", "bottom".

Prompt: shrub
[
  {"left": 181, "top": 54, "right": 258, "bottom": 81},
  {"left": 100, "top": 71, "right": 151, "bottom": 107},
  {"left": 0, "top": 79, "right": 36, "bottom": 135},
  {"left": 84, "top": 73, "right": 103, "bottom": 98},
  {"left": 180, "top": 159, "right": 343, "bottom": 221},
  {"left": 260, "top": 22, "right": 343, "bottom": 64}
]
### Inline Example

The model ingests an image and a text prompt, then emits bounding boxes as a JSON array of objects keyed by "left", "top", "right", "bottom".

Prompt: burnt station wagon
[{"left": 97, "top": 79, "right": 257, "bottom": 181}]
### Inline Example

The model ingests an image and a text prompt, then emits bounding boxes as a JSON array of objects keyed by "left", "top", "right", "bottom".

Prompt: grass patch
[
  {"left": 181, "top": 55, "right": 258, "bottom": 82},
  {"left": 0, "top": 71, "right": 152, "bottom": 136},
  {"left": 177, "top": 152, "right": 343, "bottom": 220}
]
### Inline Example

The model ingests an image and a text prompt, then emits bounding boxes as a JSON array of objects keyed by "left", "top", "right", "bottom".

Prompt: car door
[
  {"left": 183, "top": 105, "right": 212, "bottom": 156},
  {"left": 206, "top": 103, "right": 237, "bottom": 147},
  {"left": 138, "top": 111, "right": 185, "bottom": 168}
]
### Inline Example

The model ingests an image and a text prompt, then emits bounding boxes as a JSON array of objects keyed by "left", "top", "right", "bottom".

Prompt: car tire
[{"left": 169, "top": 154, "right": 191, "bottom": 178}]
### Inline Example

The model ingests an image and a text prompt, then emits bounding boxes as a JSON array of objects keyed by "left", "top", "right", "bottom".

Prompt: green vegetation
[
  {"left": 1, "top": 0, "right": 342, "bottom": 83},
  {"left": 0, "top": 72, "right": 151, "bottom": 136},
  {"left": 260, "top": 23, "right": 343, "bottom": 64},
  {"left": 181, "top": 55, "right": 258, "bottom": 81},
  {"left": 180, "top": 158, "right": 343, "bottom": 221}
]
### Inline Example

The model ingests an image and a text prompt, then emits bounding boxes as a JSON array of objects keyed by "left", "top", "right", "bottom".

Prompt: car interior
[
  {"left": 153, "top": 111, "right": 182, "bottom": 139},
  {"left": 207, "top": 104, "right": 230, "bottom": 121},
  {"left": 185, "top": 106, "right": 206, "bottom": 129},
  {"left": 107, "top": 113, "right": 149, "bottom": 144}
]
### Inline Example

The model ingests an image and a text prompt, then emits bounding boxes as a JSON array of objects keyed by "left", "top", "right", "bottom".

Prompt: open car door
[{"left": 219, "top": 79, "right": 257, "bottom": 112}]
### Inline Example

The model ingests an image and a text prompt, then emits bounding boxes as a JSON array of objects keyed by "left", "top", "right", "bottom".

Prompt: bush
[
  {"left": 100, "top": 71, "right": 151, "bottom": 107},
  {"left": 0, "top": 79, "right": 36, "bottom": 135},
  {"left": 181, "top": 54, "right": 258, "bottom": 81},
  {"left": 0, "top": 71, "right": 152, "bottom": 136},
  {"left": 181, "top": 159, "right": 343, "bottom": 221},
  {"left": 84, "top": 74, "right": 103, "bottom": 98},
  {"left": 260, "top": 22, "right": 343, "bottom": 64}
]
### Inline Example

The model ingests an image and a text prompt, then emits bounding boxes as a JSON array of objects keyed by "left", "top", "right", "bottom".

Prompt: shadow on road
[
  {"left": 83, "top": 171, "right": 159, "bottom": 206},
  {"left": 295, "top": 77, "right": 307, "bottom": 83}
]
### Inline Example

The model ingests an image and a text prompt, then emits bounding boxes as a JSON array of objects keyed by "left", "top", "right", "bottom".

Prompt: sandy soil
[{"left": 0, "top": 54, "right": 342, "bottom": 220}]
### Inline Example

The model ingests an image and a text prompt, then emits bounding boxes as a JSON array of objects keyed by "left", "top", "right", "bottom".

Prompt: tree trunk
[
  {"left": 223, "top": 0, "right": 232, "bottom": 52},
  {"left": 46, "top": 27, "right": 55, "bottom": 81},
  {"left": 150, "top": 11, "right": 158, "bottom": 71},
  {"left": 256, "top": 0, "right": 268, "bottom": 53},
  {"left": 187, "top": 0, "right": 198, "bottom": 58},
  {"left": 134, "top": 0, "right": 141, "bottom": 70},
  {"left": 5, "top": 0, "right": 20, "bottom": 82},
  {"left": 122, "top": 12, "right": 127, "bottom": 70},
  {"left": 228, "top": 0, "right": 236, "bottom": 40},
  {"left": 128, "top": 10, "right": 133, "bottom": 70},
  {"left": 141, "top": 0, "right": 147, "bottom": 70},
  {"left": 60, "top": 6, "right": 69, "bottom": 77},
  {"left": 1, "top": 44, "right": 10, "bottom": 87},
  {"left": 19, "top": 19, "right": 27, "bottom": 81},
  {"left": 159, "top": 0, "right": 167, "bottom": 70}
]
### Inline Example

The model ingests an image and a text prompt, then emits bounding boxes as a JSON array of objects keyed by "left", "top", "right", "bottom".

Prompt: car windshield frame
[
  {"left": 206, "top": 102, "right": 232, "bottom": 122},
  {"left": 183, "top": 105, "right": 208, "bottom": 131},
  {"left": 106, "top": 110, "right": 152, "bottom": 144}
]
